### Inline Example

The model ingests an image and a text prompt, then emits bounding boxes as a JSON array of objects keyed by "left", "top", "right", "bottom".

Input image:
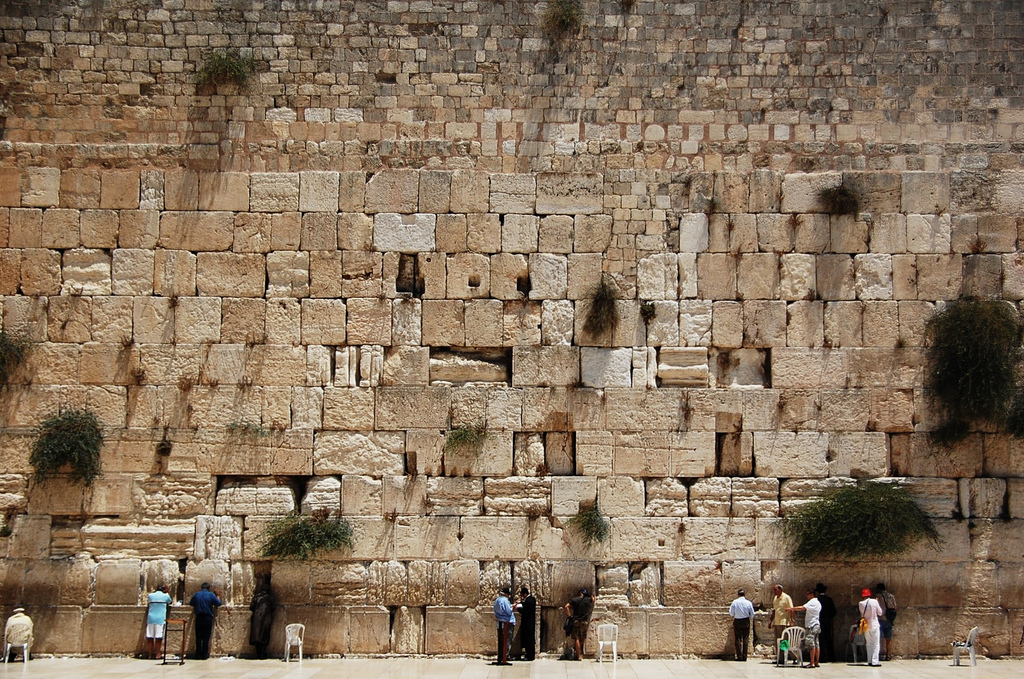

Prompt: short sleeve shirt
[
  {"left": 773, "top": 593, "right": 794, "bottom": 626},
  {"left": 803, "top": 597, "right": 822, "bottom": 628},
  {"left": 147, "top": 590, "right": 173, "bottom": 625}
]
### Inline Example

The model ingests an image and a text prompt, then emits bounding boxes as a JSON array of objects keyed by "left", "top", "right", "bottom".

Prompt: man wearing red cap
[{"left": 859, "top": 587, "right": 884, "bottom": 666}]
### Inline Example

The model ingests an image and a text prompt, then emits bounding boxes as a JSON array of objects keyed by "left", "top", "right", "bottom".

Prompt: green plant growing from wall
[
  {"left": 817, "top": 185, "right": 860, "bottom": 216},
  {"left": 782, "top": 481, "right": 940, "bottom": 561},
  {"left": 0, "top": 331, "right": 31, "bottom": 388},
  {"left": 583, "top": 276, "right": 619, "bottom": 339},
  {"left": 260, "top": 509, "right": 355, "bottom": 560},
  {"left": 30, "top": 409, "right": 104, "bottom": 485},
  {"left": 195, "top": 49, "right": 257, "bottom": 93},
  {"left": 926, "top": 299, "right": 1022, "bottom": 443},
  {"left": 640, "top": 301, "right": 656, "bottom": 324},
  {"left": 227, "top": 419, "right": 269, "bottom": 439},
  {"left": 542, "top": 0, "right": 583, "bottom": 40},
  {"left": 568, "top": 500, "right": 610, "bottom": 546},
  {"left": 444, "top": 425, "right": 487, "bottom": 455}
]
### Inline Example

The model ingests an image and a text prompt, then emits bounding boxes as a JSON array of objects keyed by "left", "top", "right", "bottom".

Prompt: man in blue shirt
[
  {"left": 188, "top": 582, "right": 222, "bottom": 660},
  {"left": 728, "top": 589, "right": 755, "bottom": 661},
  {"left": 145, "top": 584, "right": 173, "bottom": 659},
  {"left": 493, "top": 586, "right": 515, "bottom": 665}
]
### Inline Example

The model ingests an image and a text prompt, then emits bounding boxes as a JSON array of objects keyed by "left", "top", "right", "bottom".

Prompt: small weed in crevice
[
  {"left": 259, "top": 508, "right": 355, "bottom": 560},
  {"left": 195, "top": 49, "right": 257, "bottom": 93},
  {"left": 30, "top": 409, "right": 104, "bottom": 485},
  {"left": 817, "top": 185, "right": 860, "bottom": 216},
  {"left": 640, "top": 301, "right": 656, "bottom": 324},
  {"left": 226, "top": 419, "right": 269, "bottom": 439},
  {"left": 583, "top": 276, "right": 619, "bottom": 339},
  {"left": 567, "top": 500, "right": 610, "bottom": 547},
  {"left": 543, "top": 0, "right": 583, "bottom": 40},
  {"left": 0, "top": 331, "right": 31, "bottom": 388},
  {"left": 444, "top": 425, "right": 487, "bottom": 455}
]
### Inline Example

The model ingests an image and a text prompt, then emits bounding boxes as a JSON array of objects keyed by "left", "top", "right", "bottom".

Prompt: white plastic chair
[
  {"left": 3, "top": 617, "right": 32, "bottom": 663},
  {"left": 952, "top": 626, "right": 979, "bottom": 666},
  {"left": 776, "top": 626, "right": 805, "bottom": 667},
  {"left": 284, "top": 623, "right": 304, "bottom": 662},
  {"left": 596, "top": 623, "right": 618, "bottom": 663}
]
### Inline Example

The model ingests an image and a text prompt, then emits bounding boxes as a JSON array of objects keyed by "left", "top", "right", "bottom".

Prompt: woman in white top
[{"left": 859, "top": 587, "right": 884, "bottom": 666}]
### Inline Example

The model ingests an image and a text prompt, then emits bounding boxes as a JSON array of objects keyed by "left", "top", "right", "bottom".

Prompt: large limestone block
[
  {"left": 298, "top": 298, "right": 346, "bottom": 346},
  {"left": 425, "top": 607, "right": 495, "bottom": 654},
  {"left": 159, "top": 211, "right": 233, "bottom": 251},
  {"left": 854, "top": 254, "right": 893, "bottom": 299},
  {"left": 428, "top": 349, "right": 507, "bottom": 384},
  {"left": 892, "top": 433, "right": 982, "bottom": 478},
  {"left": 196, "top": 253, "right": 265, "bottom": 297},
  {"left": 347, "top": 299, "right": 393, "bottom": 345},
  {"left": 907, "top": 214, "right": 951, "bottom": 253},
  {"left": 490, "top": 174, "right": 536, "bottom": 214},
  {"left": 314, "top": 431, "right": 405, "bottom": 476},
  {"left": 664, "top": 561, "right": 724, "bottom": 607},
  {"left": 680, "top": 517, "right": 756, "bottom": 561},
  {"left": 679, "top": 213, "right": 709, "bottom": 253},
  {"left": 153, "top": 250, "right": 197, "bottom": 297},
  {"left": 395, "top": 516, "right": 460, "bottom": 560},
  {"left": 645, "top": 300, "right": 680, "bottom": 346},
  {"left": 311, "top": 562, "right": 369, "bottom": 605},
  {"left": 607, "top": 517, "right": 682, "bottom": 561},
  {"left": 658, "top": 347, "right": 709, "bottom": 387},
  {"left": 679, "top": 300, "right": 713, "bottom": 346},
  {"left": 613, "top": 431, "right": 716, "bottom": 477},
  {"left": 816, "top": 254, "right": 855, "bottom": 300},
  {"left": 754, "top": 432, "right": 828, "bottom": 478},
  {"left": 599, "top": 476, "right": 645, "bottom": 516},
  {"left": 771, "top": 348, "right": 848, "bottom": 389},
  {"left": 731, "top": 478, "right": 779, "bottom": 518},
  {"left": 341, "top": 475, "right": 383, "bottom": 516},
  {"left": 98, "top": 171, "right": 139, "bottom": 209},
  {"left": 215, "top": 479, "right": 297, "bottom": 516},
  {"left": 7, "top": 514, "right": 51, "bottom": 559},
  {"left": 450, "top": 170, "right": 489, "bottom": 213},
  {"left": 511, "top": 346, "right": 579, "bottom": 387},
  {"left": 365, "top": 170, "right": 419, "bottom": 213},
  {"left": 645, "top": 478, "right": 689, "bottom": 517},
  {"left": 376, "top": 387, "right": 449, "bottom": 429},
  {"left": 605, "top": 388, "right": 689, "bottom": 430},
  {"left": 80, "top": 520, "right": 195, "bottom": 559},
  {"left": 781, "top": 172, "right": 841, "bottom": 213},
  {"left": 22, "top": 167, "right": 60, "bottom": 207},
  {"left": 133, "top": 474, "right": 214, "bottom": 518},
  {"left": 446, "top": 252, "right": 490, "bottom": 299},
  {"left": 373, "top": 213, "right": 436, "bottom": 253},
  {"left": 502, "top": 213, "right": 539, "bottom": 253},
  {"left": 251, "top": 172, "right": 299, "bottom": 212},
  {"left": 959, "top": 478, "right": 1007, "bottom": 519},
  {"left": 417, "top": 170, "right": 451, "bottom": 214},
  {"left": 266, "top": 251, "right": 309, "bottom": 298},
  {"left": 60, "top": 169, "right": 100, "bottom": 209},
  {"left": 528, "top": 253, "right": 568, "bottom": 299},
  {"left": 193, "top": 515, "right": 243, "bottom": 561},
  {"left": 901, "top": 172, "right": 950, "bottom": 214},
  {"left": 460, "top": 517, "right": 530, "bottom": 560},
  {"left": 61, "top": 248, "right": 111, "bottom": 295},
  {"left": 551, "top": 476, "right": 598, "bottom": 515},
  {"left": 299, "top": 171, "right": 340, "bottom": 212},
  {"left": 535, "top": 173, "right": 602, "bottom": 215},
  {"left": 689, "top": 477, "right": 731, "bottom": 517},
  {"left": 581, "top": 347, "right": 632, "bottom": 388},
  {"left": 81, "top": 606, "right": 148, "bottom": 654},
  {"left": 915, "top": 254, "right": 962, "bottom": 300},
  {"left": 637, "top": 253, "right": 679, "bottom": 300},
  {"left": 827, "top": 432, "right": 889, "bottom": 477},
  {"left": 41, "top": 208, "right": 80, "bottom": 248},
  {"left": 197, "top": 172, "right": 249, "bottom": 211}
]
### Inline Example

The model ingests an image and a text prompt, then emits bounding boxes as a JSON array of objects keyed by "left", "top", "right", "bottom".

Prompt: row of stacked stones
[{"left": 1, "top": 164, "right": 1023, "bottom": 656}]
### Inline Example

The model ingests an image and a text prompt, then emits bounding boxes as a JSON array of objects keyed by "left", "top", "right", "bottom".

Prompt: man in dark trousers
[
  {"left": 564, "top": 588, "right": 595, "bottom": 660},
  {"left": 493, "top": 586, "right": 515, "bottom": 665},
  {"left": 189, "top": 582, "right": 222, "bottom": 660},
  {"left": 815, "top": 583, "right": 837, "bottom": 662},
  {"left": 515, "top": 586, "right": 537, "bottom": 661}
]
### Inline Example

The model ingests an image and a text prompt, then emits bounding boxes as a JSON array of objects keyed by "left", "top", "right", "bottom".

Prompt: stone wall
[{"left": 0, "top": 0, "right": 1023, "bottom": 659}]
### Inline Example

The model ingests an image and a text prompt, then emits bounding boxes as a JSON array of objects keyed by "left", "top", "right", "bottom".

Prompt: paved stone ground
[{"left": 0, "top": 656, "right": 1002, "bottom": 679}]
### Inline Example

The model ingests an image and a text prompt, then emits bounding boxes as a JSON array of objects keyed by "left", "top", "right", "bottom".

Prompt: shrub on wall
[
  {"left": 259, "top": 509, "right": 355, "bottom": 560},
  {"left": 0, "top": 331, "right": 31, "bottom": 388},
  {"left": 782, "top": 481, "right": 940, "bottom": 561},
  {"left": 926, "top": 299, "right": 1022, "bottom": 443},
  {"left": 583, "top": 277, "right": 619, "bottom": 339},
  {"left": 195, "top": 49, "right": 257, "bottom": 93},
  {"left": 568, "top": 501, "right": 610, "bottom": 546},
  {"left": 543, "top": 0, "right": 583, "bottom": 40},
  {"left": 30, "top": 409, "right": 104, "bottom": 485},
  {"left": 817, "top": 185, "right": 860, "bottom": 216},
  {"left": 444, "top": 425, "right": 487, "bottom": 455}
]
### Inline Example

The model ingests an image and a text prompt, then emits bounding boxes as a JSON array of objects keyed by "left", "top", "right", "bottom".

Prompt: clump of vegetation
[
  {"left": 583, "top": 277, "right": 619, "bottom": 339},
  {"left": 0, "top": 331, "right": 31, "bottom": 388},
  {"left": 30, "top": 409, "right": 104, "bottom": 485},
  {"left": 543, "top": 0, "right": 583, "bottom": 40},
  {"left": 782, "top": 481, "right": 940, "bottom": 561},
  {"left": 444, "top": 425, "right": 486, "bottom": 455},
  {"left": 640, "top": 301, "right": 656, "bottom": 324},
  {"left": 568, "top": 501, "right": 610, "bottom": 547},
  {"left": 926, "top": 300, "right": 1022, "bottom": 443},
  {"left": 227, "top": 420, "right": 269, "bottom": 438},
  {"left": 817, "top": 185, "right": 860, "bottom": 216},
  {"left": 260, "top": 509, "right": 355, "bottom": 560},
  {"left": 195, "top": 49, "right": 257, "bottom": 92}
]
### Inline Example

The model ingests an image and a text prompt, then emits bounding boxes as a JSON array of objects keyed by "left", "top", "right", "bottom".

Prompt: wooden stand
[{"left": 161, "top": 618, "right": 188, "bottom": 665}]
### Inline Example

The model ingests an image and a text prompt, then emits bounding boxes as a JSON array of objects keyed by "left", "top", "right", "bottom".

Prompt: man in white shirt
[
  {"left": 788, "top": 589, "right": 822, "bottom": 668},
  {"left": 728, "top": 589, "right": 755, "bottom": 661},
  {"left": 859, "top": 587, "right": 884, "bottom": 666}
]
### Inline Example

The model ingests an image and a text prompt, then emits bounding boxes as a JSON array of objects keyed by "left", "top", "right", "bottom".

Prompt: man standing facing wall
[
  {"left": 565, "top": 588, "right": 595, "bottom": 660},
  {"left": 189, "top": 583, "right": 222, "bottom": 660},
  {"left": 493, "top": 587, "right": 515, "bottom": 665},
  {"left": 728, "top": 589, "right": 755, "bottom": 661}
]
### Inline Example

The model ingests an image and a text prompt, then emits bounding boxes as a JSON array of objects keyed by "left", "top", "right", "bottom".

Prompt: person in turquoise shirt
[{"left": 145, "top": 585, "right": 173, "bottom": 659}]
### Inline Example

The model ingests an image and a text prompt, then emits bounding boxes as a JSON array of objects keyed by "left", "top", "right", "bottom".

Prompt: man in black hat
[
  {"left": 815, "top": 583, "right": 837, "bottom": 662},
  {"left": 515, "top": 586, "right": 537, "bottom": 661}
]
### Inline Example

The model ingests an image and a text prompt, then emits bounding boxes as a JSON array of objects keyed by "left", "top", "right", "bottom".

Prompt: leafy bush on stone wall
[
  {"left": 0, "top": 331, "right": 31, "bottom": 388},
  {"left": 543, "top": 0, "right": 583, "bottom": 40},
  {"left": 30, "top": 409, "right": 104, "bottom": 485},
  {"left": 195, "top": 49, "right": 257, "bottom": 93},
  {"left": 926, "top": 299, "right": 1022, "bottom": 443},
  {"left": 568, "top": 501, "right": 610, "bottom": 546},
  {"left": 782, "top": 481, "right": 940, "bottom": 561},
  {"left": 260, "top": 509, "right": 355, "bottom": 560}
]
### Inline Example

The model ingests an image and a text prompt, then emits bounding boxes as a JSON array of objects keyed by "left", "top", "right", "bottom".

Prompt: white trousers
[{"left": 865, "top": 627, "right": 880, "bottom": 665}]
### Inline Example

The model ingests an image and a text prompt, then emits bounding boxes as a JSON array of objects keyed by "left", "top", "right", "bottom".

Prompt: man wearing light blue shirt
[
  {"left": 493, "top": 587, "right": 515, "bottom": 665},
  {"left": 729, "top": 589, "right": 755, "bottom": 661}
]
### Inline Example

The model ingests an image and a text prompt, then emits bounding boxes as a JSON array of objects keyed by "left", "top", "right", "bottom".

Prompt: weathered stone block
[
  {"left": 314, "top": 431, "right": 405, "bottom": 476},
  {"left": 251, "top": 173, "right": 300, "bottom": 212},
  {"left": 365, "top": 170, "right": 419, "bottom": 213}
]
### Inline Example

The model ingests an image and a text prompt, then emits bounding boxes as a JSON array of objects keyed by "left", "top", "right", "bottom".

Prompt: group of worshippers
[
  {"left": 730, "top": 582, "right": 896, "bottom": 665},
  {"left": 491, "top": 586, "right": 541, "bottom": 665}
]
